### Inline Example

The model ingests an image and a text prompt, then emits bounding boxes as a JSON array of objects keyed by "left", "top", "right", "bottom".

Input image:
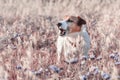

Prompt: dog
[{"left": 56, "top": 16, "right": 90, "bottom": 64}]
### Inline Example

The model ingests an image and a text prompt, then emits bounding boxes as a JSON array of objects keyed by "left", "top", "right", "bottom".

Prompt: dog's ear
[{"left": 77, "top": 16, "right": 86, "bottom": 26}]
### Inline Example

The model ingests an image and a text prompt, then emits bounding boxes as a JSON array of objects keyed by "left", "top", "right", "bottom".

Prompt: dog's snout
[{"left": 57, "top": 23, "right": 62, "bottom": 27}]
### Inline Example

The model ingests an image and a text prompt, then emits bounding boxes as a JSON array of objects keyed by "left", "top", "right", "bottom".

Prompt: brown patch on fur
[
  {"left": 69, "top": 24, "right": 81, "bottom": 33},
  {"left": 66, "top": 16, "right": 86, "bottom": 33}
]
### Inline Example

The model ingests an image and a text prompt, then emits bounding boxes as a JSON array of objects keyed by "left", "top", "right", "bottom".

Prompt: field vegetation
[{"left": 0, "top": 0, "right": 120, "bottom": 80}]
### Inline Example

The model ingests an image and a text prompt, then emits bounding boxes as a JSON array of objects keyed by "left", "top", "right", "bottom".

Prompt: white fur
[
  {"left": 59, "top": 21, "right": 68, "bottom": 30},
  {"left": 81, "top": 25, "right": 90, "bottom": 56},
  {"left": 56, "top": 24, "right": 90, "bottom": 63}
]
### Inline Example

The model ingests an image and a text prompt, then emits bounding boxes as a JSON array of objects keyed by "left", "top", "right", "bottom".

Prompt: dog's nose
[{"left": 57, "top": 23, "right": 62, "bottom": 27}]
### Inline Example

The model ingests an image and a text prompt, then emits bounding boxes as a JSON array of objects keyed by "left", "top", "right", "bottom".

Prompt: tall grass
[{"left": 0, "top": 0, "right": 120, "bottom": 80}]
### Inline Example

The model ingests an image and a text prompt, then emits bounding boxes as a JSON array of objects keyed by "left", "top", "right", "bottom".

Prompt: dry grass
[{"left": 0, "top": 0, "right": 120, "bottom": 80}]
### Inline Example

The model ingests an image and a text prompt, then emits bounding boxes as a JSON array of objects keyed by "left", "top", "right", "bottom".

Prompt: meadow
[{"left": 0, "top": 0, "right": 120, "bottom": 80}]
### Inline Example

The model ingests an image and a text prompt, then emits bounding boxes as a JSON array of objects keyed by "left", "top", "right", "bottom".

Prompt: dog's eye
[{"left": 67, "top": 19, "right": 73, "bottom": 22}]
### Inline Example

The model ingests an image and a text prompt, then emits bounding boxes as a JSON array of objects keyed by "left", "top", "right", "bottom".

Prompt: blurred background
[{"left": 0, "top": 0, "right": 120, "bottom": 80}]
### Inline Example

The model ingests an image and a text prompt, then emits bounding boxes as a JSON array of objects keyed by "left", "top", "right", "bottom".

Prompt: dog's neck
[
  {"left": 66, "top": 32, "right": 80, "bottom": 37},
  {"left": 65, "top": 24, "right": 87, "bottom": 36}
]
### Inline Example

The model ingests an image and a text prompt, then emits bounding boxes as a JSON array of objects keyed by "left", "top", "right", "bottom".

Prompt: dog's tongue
[
  {"left": 62, "top": 31, "right": 65, "bottom": 35},
  {"left": 60, "top": 29, "right": 66, "bottom": 36}
]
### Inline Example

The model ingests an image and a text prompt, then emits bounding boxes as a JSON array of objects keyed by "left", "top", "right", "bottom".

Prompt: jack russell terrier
[{"left": 56, "top": 16, "right": 90, "bottom": 64}]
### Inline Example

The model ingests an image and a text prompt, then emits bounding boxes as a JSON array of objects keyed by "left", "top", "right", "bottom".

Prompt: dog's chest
[
  {"left": 60, "top": 34, "right": 81, "bottom": 49},
  {"left": 57, "top": 32, "right": 85, "bottom": 51}
]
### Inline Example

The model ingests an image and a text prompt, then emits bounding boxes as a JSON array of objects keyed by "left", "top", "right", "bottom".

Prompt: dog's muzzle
[{"left": 57, "top": 22, "right": 67, "bottom": 36}]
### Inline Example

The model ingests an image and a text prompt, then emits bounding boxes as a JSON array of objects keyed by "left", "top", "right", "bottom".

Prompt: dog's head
[{"left": 57, "top": 16, "right": 86, "bottom": 36}]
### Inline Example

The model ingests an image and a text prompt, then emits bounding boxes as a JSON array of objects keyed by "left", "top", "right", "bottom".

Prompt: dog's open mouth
[{"left": 59, "top": 28, "right": 66, "bottom": 36}]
